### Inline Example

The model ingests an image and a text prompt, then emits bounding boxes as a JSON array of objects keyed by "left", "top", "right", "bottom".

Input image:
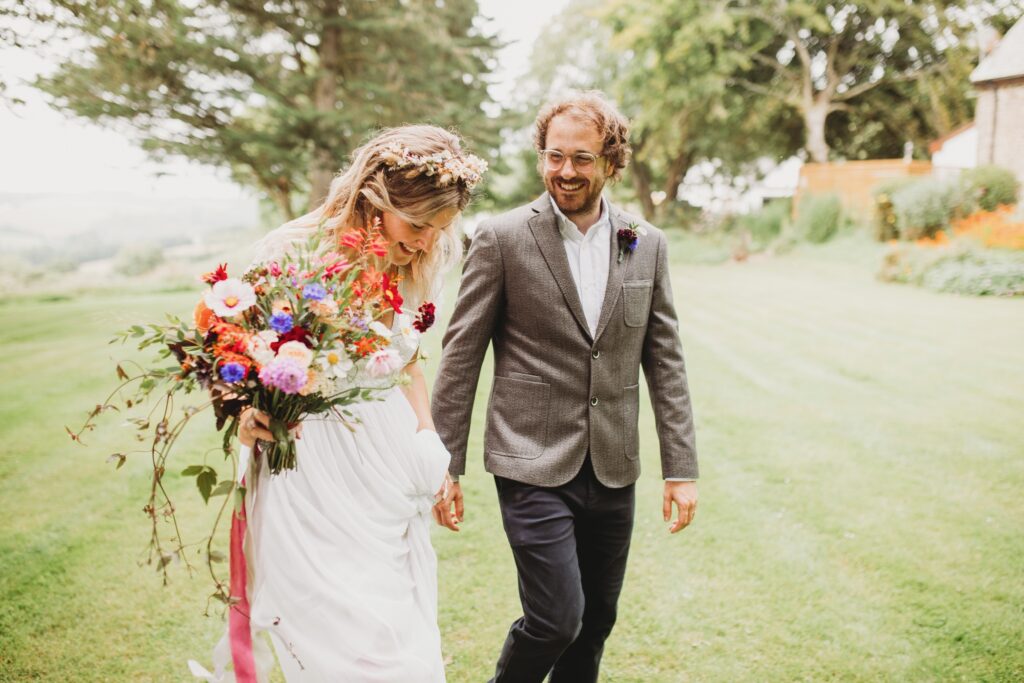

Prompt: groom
[{"left": 432, "top": 91, "right": 699, "bottom": 682}]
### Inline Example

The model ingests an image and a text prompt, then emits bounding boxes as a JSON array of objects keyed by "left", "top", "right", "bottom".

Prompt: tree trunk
[
  {"left": 268, "top": 183, "right": 295, "bottom": 222},
  {"left": 631, "top": 158, "right": 657, "bottom": 222},
  {"left": 804, "top": 99, "right": 831, "bottom": 163},
  {"left": 308, "top": 0, "right": 342, "bottom": 210},
  {"left": 660, "top": 149, "right": 691, "bottom": 224}
]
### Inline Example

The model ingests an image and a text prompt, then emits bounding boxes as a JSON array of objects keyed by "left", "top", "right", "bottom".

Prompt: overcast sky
[{"left": 0, "top": 0, "right": 567, "bottom": 199}]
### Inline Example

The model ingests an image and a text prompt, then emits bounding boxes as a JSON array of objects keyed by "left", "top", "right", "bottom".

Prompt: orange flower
[
  {"left": 354, "top": 337, "right": 378, "bottom": 357},
  {"left": 210, "top": 321, "right": 251, "bottom": 357},
  {"left": 193, "top": 299, "right": 218, "bottom": 335},
  {"left": 953, "top": 205, "right": 1024, "bottom": 250}
]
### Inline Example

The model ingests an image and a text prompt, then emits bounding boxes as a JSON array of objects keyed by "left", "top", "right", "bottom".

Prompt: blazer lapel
[
  {"left": 527, "top": 194, "right": 592, "bottom": 341},
  {"left": 593, "top": 205, "right": 631, "bottom": 343}
]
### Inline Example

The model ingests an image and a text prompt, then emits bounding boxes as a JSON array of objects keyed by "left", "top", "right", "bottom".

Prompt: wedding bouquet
[
  {"left": 73, "top": 216, "right": 436, "bottom": 481},
  {"left": 68, "top": 218, "right": 436, "bottom": 593}
]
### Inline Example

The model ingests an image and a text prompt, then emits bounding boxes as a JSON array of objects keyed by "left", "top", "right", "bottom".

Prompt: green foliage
[
  {"left": 879, "top": 241, "right": 1024, "bottom": 297},
  {"left": 872, "top": 178, "right": 917, "bottom": 241},
  {"left": 34, "top": 0, "right": 500, "bottom": 219},
  {"left": 738, "top": 199, "right": 790, "bottom": 246},
  {"left": 600, "top": 0, "right": 801, "bottom": 221},
  {"left": 890, "top": 178, "right": 961, "bottom": 241},
  {"left": 730, "top": 1, "right": 1021, "bottom": 163},
  {"left": 960, "top": 165, "right": 1021, "bottom": 212},
  {"left": 795, "top": 194, "right": 843, "bottom": 244},
  {"left": 114, "top": 244, "right": 165, "bottom": 277}
]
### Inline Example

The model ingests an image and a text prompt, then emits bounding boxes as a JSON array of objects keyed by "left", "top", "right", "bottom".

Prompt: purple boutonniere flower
[{"left": 617, "top": 222, "right": 647, "bottom": 263}]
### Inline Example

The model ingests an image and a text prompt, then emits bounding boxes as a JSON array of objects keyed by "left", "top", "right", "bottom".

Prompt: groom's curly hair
[{"left": 533, "top": 90, "right": 631, "bottom": 181}]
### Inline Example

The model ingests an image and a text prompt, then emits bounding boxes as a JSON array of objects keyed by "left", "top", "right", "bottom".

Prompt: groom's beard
[{"left": 546, "top": 174, "right": 605, "bottom": 220}]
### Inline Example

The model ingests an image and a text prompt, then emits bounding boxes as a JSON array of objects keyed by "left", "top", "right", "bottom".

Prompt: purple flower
[
  {"left": 269, "top": 311, "right": 294, "bottom": 334},
  {"left": 302, "top": 283, "right": 327, "bottom": 301},
  {"left": 258, "top": 358, "right": 308, "bottom": 394},
  {"left": 219, "top": 362, "right": 247, "bottom": 384}
]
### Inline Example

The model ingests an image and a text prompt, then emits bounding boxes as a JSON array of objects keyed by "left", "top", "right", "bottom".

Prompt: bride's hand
[
  {"left": 432, "top": 473, "right": 463, "bottom": 532},
  {"left": 238, "top": 408, "right": 274, "bottom": 448}
]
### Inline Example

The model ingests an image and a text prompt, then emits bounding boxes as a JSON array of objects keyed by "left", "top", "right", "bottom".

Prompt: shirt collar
[{"left": 550, "top": 195, "right": 610, "bottom": 243}]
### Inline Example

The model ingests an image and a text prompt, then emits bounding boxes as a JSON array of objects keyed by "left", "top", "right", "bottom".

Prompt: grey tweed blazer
[{"left": 431, "top": 194, "right": 698, "bottom": 488}]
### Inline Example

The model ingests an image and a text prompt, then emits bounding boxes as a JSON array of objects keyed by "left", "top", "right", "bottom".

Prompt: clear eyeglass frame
[{"left": 540, "top": 149, "right": 602, "bottom": 171}]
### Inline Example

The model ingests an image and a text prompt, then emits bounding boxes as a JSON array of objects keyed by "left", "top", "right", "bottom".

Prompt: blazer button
[
  {"left": 592, "top": 349, "right": 600, "bottom": 359},
  {"left": 590, "top": 397, "right": 599, "bottom": 406}
]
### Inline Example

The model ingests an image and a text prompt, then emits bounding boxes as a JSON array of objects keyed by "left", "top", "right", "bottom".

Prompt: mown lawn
[{"left": 1, "top": 249, "right": 1022, "bottom": 682}]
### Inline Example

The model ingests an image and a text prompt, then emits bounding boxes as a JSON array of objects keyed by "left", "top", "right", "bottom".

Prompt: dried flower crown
[{"left": 380, "top": 143, "right": 488, "bottom": 190}]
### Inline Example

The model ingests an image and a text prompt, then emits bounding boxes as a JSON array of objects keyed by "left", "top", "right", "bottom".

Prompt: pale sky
[{"left": 0, "top": 0, "right": 566, "bottom": 200}]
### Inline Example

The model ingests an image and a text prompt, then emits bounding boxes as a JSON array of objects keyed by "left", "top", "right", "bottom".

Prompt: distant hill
[{"left": 0, "top": 191, "right": 263, "bottom": 265}]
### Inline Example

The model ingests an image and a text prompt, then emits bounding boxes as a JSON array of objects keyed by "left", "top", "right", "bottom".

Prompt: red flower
[
  {"left": 413, "top": 302, "right": 436, "bottom": 333},
  {"left": 340, "top": 229, "right": 364, "bottom": 251},
  {"left": 381, "top": 273, "right": 403, "bottom": 314},
  {"left": 368, "top": 236, "right": 389, "bottom": 258},
  {"left": 271, "top": 326, "right": 313, "bottom": 352},
  {"left": 202, "top": 263, "right": 228, "bottom": 284}
]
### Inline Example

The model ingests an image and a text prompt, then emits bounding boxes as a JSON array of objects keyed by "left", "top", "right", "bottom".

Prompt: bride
[{"left": 189, "top": 125, "right": 484, "bottom": 682}]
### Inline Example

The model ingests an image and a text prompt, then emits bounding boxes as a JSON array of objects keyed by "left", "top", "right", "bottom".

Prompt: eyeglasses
[{"left": 539, "top": 149, "right": 603, "bottom": 171}]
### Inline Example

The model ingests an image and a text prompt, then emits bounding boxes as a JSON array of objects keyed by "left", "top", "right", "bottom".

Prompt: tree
[
  {"left": 730, "top": 0, "right": 981, "bottom": 163},
  {"left": 32, "top": 0, "right": 499, "bottom": 219},
  {"left": 603, "top": 0, "right": 800, "bottom": 221},
  {"left": 514, "top": 0, "right": 799, "bottom": 222}
]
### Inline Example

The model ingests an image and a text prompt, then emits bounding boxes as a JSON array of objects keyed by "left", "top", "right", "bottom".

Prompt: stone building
[{"left": 971, "top": 18, "right": 1024, "bottom": 184}]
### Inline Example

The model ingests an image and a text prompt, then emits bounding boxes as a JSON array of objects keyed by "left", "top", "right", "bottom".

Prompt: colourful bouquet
[{"left": 69, "top": 219, "right": 436, "bottom": 590}]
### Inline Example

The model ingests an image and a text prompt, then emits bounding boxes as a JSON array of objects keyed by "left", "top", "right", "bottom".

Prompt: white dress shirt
[
  {"left": 550, "top": 196, "right": 611, "bottom": 337},
  {"left": 550, "top": 197, "right": 694, "bottom": 484}
]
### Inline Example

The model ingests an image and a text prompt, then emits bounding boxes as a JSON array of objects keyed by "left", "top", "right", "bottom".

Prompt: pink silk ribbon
[{"left": 229, "top": 476, "right": 257, "bottom": 682}]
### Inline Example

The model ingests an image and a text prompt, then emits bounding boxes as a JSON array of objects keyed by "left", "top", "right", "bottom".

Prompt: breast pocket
[{"left": 622, "top": 280, "right": 653, "bottom": 328}]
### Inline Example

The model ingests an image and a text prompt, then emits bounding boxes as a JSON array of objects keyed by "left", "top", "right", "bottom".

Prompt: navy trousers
[{"left": 490, "top": 457, "right": 635, "bottom": 683}]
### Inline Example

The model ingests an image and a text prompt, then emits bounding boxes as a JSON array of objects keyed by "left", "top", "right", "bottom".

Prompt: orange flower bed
[
  {"left": 914, "top": 231, "right": 950, "bottom": 247},
  {"left": 953, "top": 205, "right": 1024, "bottom": 250}
]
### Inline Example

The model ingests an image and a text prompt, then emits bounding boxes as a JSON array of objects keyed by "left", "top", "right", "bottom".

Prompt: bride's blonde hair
[{"left": 256, "top": 125, "right": 476, "bottom": 306}]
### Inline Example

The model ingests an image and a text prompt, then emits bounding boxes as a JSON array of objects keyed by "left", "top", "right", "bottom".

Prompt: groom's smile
[{"left": 541, "top": 114, "right": 610, "bottom": 227}]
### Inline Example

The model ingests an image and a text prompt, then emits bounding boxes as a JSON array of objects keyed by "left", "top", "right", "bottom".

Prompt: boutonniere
[{"left": 616, "top": 222, "right": 647, "bottom": 263}]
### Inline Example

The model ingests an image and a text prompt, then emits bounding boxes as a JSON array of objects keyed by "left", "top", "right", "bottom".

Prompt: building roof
[
  {"left": 971, "top": 18, "right": 1024, "bottom": 84},
  {"left": 928, "top": 121, "right": 975, "bottom": 154}
]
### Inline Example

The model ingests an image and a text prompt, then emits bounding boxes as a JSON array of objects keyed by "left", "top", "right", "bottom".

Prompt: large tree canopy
[
  {"left": 729, "top": 0, "right": 1019, "bottom": 163},
  {"left": 508, "top": 0, "right": 1018, "bottom": 221},
  {"left": 32, "top": 0, "right": 500, "bottom": 219}
]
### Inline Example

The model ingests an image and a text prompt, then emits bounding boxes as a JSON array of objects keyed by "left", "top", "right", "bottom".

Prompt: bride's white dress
[{"left": 189, "top": 223, "right": 451, "bottom": 682}]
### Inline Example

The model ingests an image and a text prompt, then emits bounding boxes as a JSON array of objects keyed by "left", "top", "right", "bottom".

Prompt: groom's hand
[
  {"left": 433, "top": 481, "right": 463, "bottom": 532},
  {"left": 664, "top": 481, "right": 698, "bottom": 533}
]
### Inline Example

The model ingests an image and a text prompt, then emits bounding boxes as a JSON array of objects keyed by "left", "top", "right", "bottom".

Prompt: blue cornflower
[
  {"left": 269, "top": 311, "right": 294, "bottom": 334},
  {"left": 219, "top": 362, "right": 246, "bottom": 384},
  {"left": 302, "top": 283, "right": 327, "bottom": 301}
]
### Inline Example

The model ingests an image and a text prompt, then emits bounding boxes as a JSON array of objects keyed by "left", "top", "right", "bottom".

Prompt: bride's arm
[{"left": 400, "top": 358, "right": 436, "bottom": 433}]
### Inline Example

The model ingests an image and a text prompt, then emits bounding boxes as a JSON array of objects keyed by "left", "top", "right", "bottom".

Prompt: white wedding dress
[{"left": 189, "top": 222, "right": 451, "bottom": 682}]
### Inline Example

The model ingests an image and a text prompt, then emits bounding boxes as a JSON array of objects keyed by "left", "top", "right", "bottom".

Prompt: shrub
[
  {"left": 795, "top": 193, "right": 843, "bottom": 244},
  {"left": 890, "top": 178, "right": 959, "bottom": 241},
  {"left": 960, "top": 165, "right": 1020, "bottom": 212},
  {"left": 114, "top": 244, "right": 165, "bottom": 277},
  {"left": 872, "top": 177, "right": 916, "bottom": 241},
  {"left": 878, "top": 241, "right": 1024, "bottom": 297},
  {"left": 737, "top": 199, "right": 790, "bottom": 246}
]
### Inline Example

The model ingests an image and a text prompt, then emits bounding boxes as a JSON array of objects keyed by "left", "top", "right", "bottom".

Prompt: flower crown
[{"left": 380, "top": 143, "right": 488, "bottom": 191}]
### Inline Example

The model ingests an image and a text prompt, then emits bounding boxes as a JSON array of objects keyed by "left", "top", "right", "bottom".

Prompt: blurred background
[{"left": 1, "top": 0, "right": 1023, "bottom": 681}]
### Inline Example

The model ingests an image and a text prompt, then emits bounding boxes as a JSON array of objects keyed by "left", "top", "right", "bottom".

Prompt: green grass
[{"left": 2, "top": 249, "right": 1023, "bottom": 681}]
